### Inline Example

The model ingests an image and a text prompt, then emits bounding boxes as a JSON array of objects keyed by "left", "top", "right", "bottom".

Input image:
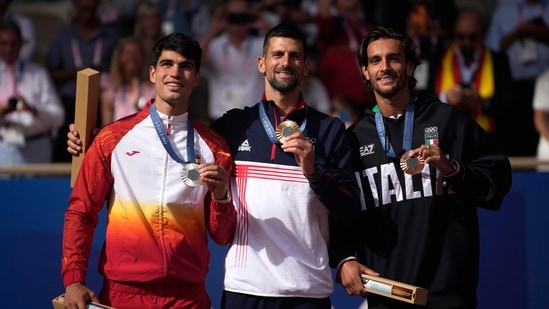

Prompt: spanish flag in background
[{"left": 435, "top": 45, "right": 495, "bottom": 133}]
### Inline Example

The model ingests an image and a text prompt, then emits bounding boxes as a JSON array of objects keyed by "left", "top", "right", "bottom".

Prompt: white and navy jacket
[{"left": 211, "top": 98, "right": 360, "bottom": 298}]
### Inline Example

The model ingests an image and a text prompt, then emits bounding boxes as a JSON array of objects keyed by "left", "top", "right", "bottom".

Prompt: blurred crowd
[{"left": 1, "top": 0, "right": 549, "bottom": 165}]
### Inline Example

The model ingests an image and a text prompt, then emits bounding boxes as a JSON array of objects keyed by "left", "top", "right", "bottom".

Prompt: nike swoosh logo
[{"left": 126, "top": 151, "right": 140, "bottom": 156}]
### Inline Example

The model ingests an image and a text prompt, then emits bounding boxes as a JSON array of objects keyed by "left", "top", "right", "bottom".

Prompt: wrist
[
  {"left": 212, "top": 191, "right": 231, "bottom": 204},
  {"left": 304, "top": 164, "right": 324, "bottom": 183},
  {"left": 442, "top": 159, "right": 460, "bottom": 178}
]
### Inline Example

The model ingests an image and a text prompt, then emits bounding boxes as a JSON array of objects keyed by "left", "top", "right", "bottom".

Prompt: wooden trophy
[{"left": 70, "top": 68, "right": 99, "bottom": 187}]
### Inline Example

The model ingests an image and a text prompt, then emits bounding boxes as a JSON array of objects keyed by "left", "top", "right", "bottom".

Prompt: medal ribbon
[
  {"left": 341, "top": 16, "right": 368, "bottom": 51},
  {"left": 149, "top": 103, "right": 195, "bottom": 164},
  {"left": 374, "top": 98, "right": 415, "bottom": 158},
  {"left": 1, "top": 61, "right": 24, "bottom": 100},
  {"left": 258, "top": 101, "right": 307, "bottom": 144},
  {"left": 71, "top": 39, "right": 103, "bottom": 68}
]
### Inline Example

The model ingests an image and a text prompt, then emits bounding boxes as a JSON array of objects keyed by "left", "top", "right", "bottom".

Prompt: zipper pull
[{"left": 166, "top": 117, "right": 172, "bottom": 135}]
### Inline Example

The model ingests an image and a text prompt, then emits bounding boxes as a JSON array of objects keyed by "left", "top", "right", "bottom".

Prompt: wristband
[
  {"left": 304, "top": 164, "right": 324, "bottom": 183},
  {"left": 442, "top": 159, "right": 460, "bottom": 178}
]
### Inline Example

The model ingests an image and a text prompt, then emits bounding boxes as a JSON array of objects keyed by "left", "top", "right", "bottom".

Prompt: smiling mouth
[
  {"left": 378, "top": 75, "right": 396, "bottom": 83},
  {"left": 276, "top": 71, "right": 295, "bottom": 79},
  {"left": 165, "top": 82, "right": 182, "bottom": 90}
]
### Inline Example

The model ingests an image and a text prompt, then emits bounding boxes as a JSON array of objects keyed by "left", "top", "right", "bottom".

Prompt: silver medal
[{"left": 181, "top": 163, "right": 201, "bottom": 187}]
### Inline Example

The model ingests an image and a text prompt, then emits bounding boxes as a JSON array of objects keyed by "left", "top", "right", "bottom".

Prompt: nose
[
  {"left": 279, "top": 53, "right": 290, "bottom": 67},
  {"left": 169, "top": 64, "right": 181, "bottom": 78},
  {"left": 380, "top": 58, "right": 390, "bottom": 71}
]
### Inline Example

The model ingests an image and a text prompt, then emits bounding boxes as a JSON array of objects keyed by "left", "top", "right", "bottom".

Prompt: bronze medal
[
  {"left": 400, "top": 151, "right": 425, "bottom": 175},
  {"left": 276, "top": 120, "right": 300, "bottom": 144}
]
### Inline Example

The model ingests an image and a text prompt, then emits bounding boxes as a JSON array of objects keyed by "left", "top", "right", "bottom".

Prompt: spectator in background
[
  {"left": 0, "top": 0, "right": 35, "bottom": 61},
  {"left": 315, "top": 0, "right": 373, "bottom": 108},
  {"left": 405, "top": 0, "right": 449, "bottom": 93},
  {"left": 300, "top": 47, "right": 331, "bottom": 115},
  {"left": 99, "top": 36, "right": 155, "bottom": 127},
  {"left": 97, "top": 0, "right": 120, "bottom": 26},
  {"left": 533, "top": 68, "right": 549, "bottom": 171},
  {"left": 150, "top": 0, "right": 211, "bottom": 39},
  {"left": 0, "top": 20, "right": 64, "bottom": 165},
  {"left": 45, "top": 0, "right": 119, "bottom": 162},
  {"left": 485, "top": 0, "right": 549, "bottom": 156},
  {"left": 134, "top": 2, "right": 165, "bottom": 66},
  {"left": 199, "top": 0, "right": 269, "bottom": 121},
  {"left": 434, "top": 8, "right": 514, "bottom": 143}
]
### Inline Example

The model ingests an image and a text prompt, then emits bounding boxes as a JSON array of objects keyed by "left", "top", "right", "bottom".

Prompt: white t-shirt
[
  {"left": 204, "top": 34, "right": 264, "bottom": 120},
  {"left": 0, "top": 60, "right": 64, "bottom": 164}
]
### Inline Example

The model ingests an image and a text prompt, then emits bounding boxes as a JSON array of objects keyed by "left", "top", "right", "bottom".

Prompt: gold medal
[
  {"left": 181, "top": 163, "right": 201, "bottom": 187},
  {"left": 400, "top": 151, "right": 425, "bottom": 175},
  {"left": 276, "top": 120, "right": 300, "bottom": 143}
]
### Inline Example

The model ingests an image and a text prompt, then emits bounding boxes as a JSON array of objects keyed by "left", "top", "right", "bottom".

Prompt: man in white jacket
[{"left": 0, "top": 19, "right": 64, "bottom": 165}]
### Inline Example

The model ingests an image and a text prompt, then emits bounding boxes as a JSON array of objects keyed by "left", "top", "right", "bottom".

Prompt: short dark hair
[
  {"left": 0, "top": 19, "right": 22, "bottom": 42},
  {"left": 357, "top": 26, "right": 420, "bottom": 95},
  {"left": 151, "top": 32, "right": 202, "bottom": 72},
  {"left": 262, "top": 23, "right": 307, "bottom": 59}
]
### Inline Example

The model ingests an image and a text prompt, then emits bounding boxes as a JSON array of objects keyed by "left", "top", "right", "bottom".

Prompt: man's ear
[
  {"left": 193, "top": 72, "right": 200, "bottom": 88},
  {"left": 303, "top": 58, "right": 311, "bottom": 78},
  {"left": 407, "top": 62, "right": 415, "bottom": 78},
  {"left": 149, "top": 65, "right": 156, "bottom": 83},
  {"left": 258, "top": 56, "right": 266, "bottom": 74},
  {"left": 361, "top": 65, "right": 370, "bottom": 81}
]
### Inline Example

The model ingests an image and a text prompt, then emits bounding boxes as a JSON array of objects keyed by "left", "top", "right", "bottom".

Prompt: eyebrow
[
  {"left": 158, "top": 58, "right": 195, "bottom": 68},
  {"left": 369, "top": 52, "right": 402, "bottom": 60}
]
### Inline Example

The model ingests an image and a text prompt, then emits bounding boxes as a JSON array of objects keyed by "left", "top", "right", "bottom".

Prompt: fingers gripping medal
[
  {"left": 276, "top": 120, "right": 300, "bottom": 143},
  {"left": 181, "top": 163, "right": 202, "bottom": 187},
  {"left": 400, "top": 151, "right": 425, "bottom": 175}
]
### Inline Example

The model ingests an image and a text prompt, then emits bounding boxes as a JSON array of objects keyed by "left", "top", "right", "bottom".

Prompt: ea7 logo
[{"left": 360, "top": 144, "right": 375, "bottom": 156}]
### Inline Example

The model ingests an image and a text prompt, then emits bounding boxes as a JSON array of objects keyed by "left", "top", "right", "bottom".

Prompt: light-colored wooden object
[
  {"left": 361, "top": 274, "right": 428, "bottom": 305},
  {"left": 52, "top": 294, "right": 114, "bottom": 309},
  {"left": 70, "top": 68, "right": 99, "bottom": 187}
]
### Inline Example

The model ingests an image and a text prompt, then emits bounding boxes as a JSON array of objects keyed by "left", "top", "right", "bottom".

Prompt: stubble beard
[
  {"left": 267, "top": 70, "right": 299, "bottom": 94},
  {"left": 373, "top": 76, "right": 407, "bottom": 99}
]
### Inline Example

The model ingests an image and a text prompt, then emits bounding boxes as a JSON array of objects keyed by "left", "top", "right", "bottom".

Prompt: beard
[
  {"left": 267, "top": 68, "right": 300, "bottom": 93},
  {"left": 371, "top": 72, "right": 407, "bottom": 98}
]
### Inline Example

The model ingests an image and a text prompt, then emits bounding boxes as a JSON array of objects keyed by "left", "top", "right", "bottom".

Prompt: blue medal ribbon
[
  {"left": 258, "top": 101, "right": 307, "bottom": 144},
  {"left": 149, "top": 103, "right": 195, "bottom": 164},
  {"left": 374, "top": 98, "right": 416, "bottom": 158}
]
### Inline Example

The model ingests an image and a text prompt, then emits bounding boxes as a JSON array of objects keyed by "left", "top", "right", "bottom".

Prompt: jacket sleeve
[
  {"left": 328, "top": 130, "right": 367, "bottom": 268},
  {"left": 443, "top": 108, "right": 512, "bottom": 211},
  {"left": 309, "top": 120, "right": 361, "bottom": 225},
  {"left": 61, "top": 132, "right": 114, "bottom": 288},
  {"left": 197, "top": 121, "right": 236, "bottom": 246}
]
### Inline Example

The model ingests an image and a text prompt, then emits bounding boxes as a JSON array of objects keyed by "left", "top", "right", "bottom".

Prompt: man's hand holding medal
[
  {"left": 403, "top": 144, "right": 458, "bottom": 177},
  {"left": 278, "top": 121, "right": 316, "bottom": 179},
  {"left": 198, "top": 163, "right": 230, "bottom": 201}
]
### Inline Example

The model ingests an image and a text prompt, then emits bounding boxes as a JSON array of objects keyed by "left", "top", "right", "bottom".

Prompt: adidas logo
[{"left": 238, "top": 139, "right": 252, "bottom": 152}]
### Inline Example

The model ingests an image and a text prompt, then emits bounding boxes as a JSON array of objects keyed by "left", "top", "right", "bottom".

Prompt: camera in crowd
[
  {"left": 227, "top": 13, "right": 257, "bottom": 24},
  {"left": 8, "top": 97, "right": 19, "bottom": 110}
]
